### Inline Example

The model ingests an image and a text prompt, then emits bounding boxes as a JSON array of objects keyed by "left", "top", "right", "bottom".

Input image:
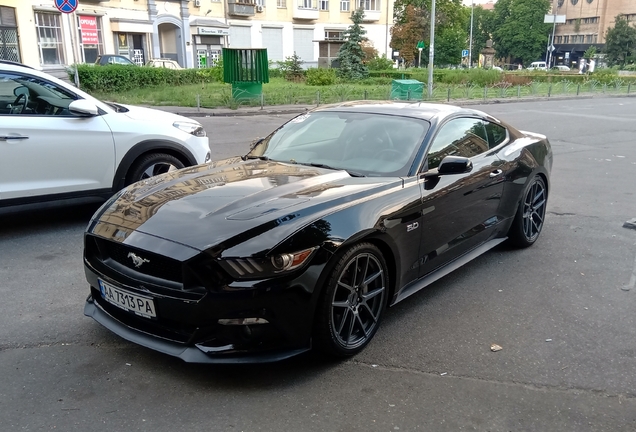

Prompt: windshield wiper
[
  {"left": 242, "top": 155, "right": 270, "bottom": 161},
  {"left": 304, "top": 162, "right": 365, "bottom": 177}
]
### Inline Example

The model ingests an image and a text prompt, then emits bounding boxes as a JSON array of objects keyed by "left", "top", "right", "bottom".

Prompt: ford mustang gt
[{"left": 83, "top": 101, "right": 552, "bottom": 363}]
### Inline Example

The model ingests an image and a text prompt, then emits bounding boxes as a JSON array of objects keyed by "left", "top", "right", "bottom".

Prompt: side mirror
[
  {"left": 69, "top": 99, "right": 99, "bottom": 117},
  {"left": 438, "top": 156, "right": 473, "bottom": 175}
]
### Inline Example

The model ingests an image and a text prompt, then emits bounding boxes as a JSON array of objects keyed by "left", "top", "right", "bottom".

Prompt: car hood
[
  {"left": 120, "top": 104, "right": 195, "bottom": 124},
  {"left": 91, "top": 158, "right": 396, "bottom": 253}
]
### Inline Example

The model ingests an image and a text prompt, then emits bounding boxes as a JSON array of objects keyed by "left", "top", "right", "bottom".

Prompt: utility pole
[
  {"left": 427, "top": 0, "right": 436, "bottom": 98},
  {"left": 468, "top": 0, "right": 474, "bottom": 68},
  {"left": 547, "top": 0, "right": 557, "bottom": 68}
]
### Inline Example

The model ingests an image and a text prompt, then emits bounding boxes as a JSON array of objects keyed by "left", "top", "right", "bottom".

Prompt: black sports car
[{"left": 83, "top": 101, "right": 552, "bottom": 363}]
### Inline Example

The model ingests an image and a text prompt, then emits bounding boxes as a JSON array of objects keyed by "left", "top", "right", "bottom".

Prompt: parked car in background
[
  {"left": 95, "top": 55, "right": 136, "bottom": 66},
  {"left": 83, "top": 101, "right": 553, "bottom": 363},
  {"left": 551, "top": 65, "right": 571, "bottom": 71},
  {"left": 527, "top": 61, "right": 548, "bottom": 71},
  {"left": 0, "top": 60, "right": 210, "bottom": 207},
  {"left": 146, "top": 59, "right": 182, "bottom": 69}
]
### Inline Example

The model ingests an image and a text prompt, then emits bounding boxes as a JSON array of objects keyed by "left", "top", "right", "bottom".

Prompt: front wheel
[
  {"left": 314, "top": 243, "right": 388, "bottom": 357},
  {"left": 127, "top": 153, "right": 185, "bottom": 185},
  {"left": 507, "top": 175, "right": 548, "bottom": 248}
]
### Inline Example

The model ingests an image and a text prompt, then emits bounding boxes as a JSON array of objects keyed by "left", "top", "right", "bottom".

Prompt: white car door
[{"left": 0, "top": 71, "right": 115, "bottom": 201}]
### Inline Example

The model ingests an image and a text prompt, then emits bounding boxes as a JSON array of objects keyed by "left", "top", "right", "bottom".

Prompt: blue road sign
[
  {"left": 462, "top": 49, "right": 469, "bottom": 58},
  {"left": 55, "top": 0, "right": 78, "bottom": 14}
]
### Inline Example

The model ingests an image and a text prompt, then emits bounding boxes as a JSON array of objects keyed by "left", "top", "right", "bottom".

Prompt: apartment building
[
  {"left": 551, "top": 0, "right": 636, "bottom": 67},
  {"left": 0, "top": 0, "right": 393, "bottom": 77}
]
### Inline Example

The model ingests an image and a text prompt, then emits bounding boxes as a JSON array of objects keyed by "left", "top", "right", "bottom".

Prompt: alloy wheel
[
  {"left": 522, "top": 179, "right": 547, "bottom": 242},
  {"left": 139, "top": 162, "right": 179, "bottom": 180}
]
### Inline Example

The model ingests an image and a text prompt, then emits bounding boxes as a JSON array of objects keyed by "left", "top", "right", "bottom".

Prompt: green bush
[
  {"left": 305, "top": 68, "right": 336, "bottom": 86},
  {"left": 368, "top": 70, "right": 415, "bottom": 79},
  {"left": 367, "top": 56, "right": 395, "bottom": 71},
  {"left": 71, "top": 64, "right": 221, "bottom": 92}
]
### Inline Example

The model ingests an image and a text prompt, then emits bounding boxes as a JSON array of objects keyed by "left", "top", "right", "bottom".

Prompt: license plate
[{"left": 98, "top": 279, "right": 156, "bottom": 319}]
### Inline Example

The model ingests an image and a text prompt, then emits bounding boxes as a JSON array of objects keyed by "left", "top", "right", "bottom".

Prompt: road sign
[
  {"left": 55, "top": 0, "right": 78, "bottom": 14},
  {"left": 462, "top": 49, "right": 469, "bottom": 58},
  {"left": 549, "top": 45, "right": 555, "bottom": 52},
  {"left": 416, "top": 41, "right": 425, "bottom": 49}
]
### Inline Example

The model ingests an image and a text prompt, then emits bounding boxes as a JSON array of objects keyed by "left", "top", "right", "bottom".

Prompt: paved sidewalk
[{"left": 153, "top": 92, "right": 636, "bottom": 117}]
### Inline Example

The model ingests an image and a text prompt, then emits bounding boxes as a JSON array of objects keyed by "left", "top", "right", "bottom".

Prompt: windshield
[{"left": 248, "top": 111, "right": 430, "bottom": 177}]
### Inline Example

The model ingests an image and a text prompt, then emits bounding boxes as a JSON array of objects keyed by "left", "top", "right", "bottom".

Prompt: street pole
[
  {"left": 427, "top": 0, "right": 436, "bottom": 99},
  {"left": 547, "top": 0, "right": 557, "bottom": 68},
  {"left": 468, "top": 0, "right": 474, "bottom": 68}
]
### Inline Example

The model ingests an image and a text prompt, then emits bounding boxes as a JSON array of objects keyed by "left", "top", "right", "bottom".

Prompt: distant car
[
  {"left": 146, "top": 59, "right": 182, "bottom": 69},
  {"left": 83, "top": 101, "right": 553, "bottom": 363},
  {"left": 95, "top": 55, "right": 136, "bottom": 66},
  {"left": 491, "top": 66, "right": 503, "bottom": 71},
  {"left": 551, "top": 65, "right": 571, "bottom": 71},
  {"left": 527, "top": 61, "right": 548, "bottom": 71},
  {"left": 0, "top": 60, "right": 210, "bottom": 207}
]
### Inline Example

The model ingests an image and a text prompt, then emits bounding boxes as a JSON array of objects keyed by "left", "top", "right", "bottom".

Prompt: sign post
[
  {"left": 416, "top": 41, "right": 425, "bottom": 68},
  {"left": 55, "top": 0, "right": 80, "bottom": 87}
]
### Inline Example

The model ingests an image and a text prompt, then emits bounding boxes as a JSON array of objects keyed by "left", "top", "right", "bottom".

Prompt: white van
[{"left": 527, "top": 61, "right": 548, "bottom": 71}]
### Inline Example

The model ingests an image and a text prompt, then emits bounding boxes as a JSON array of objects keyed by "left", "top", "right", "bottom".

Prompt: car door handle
[
  {"left": 489, "top": 169, "right": 503, "bottom": 178},
  {"left": 0, "top": 135, "right": 29, "bottom": 141}
]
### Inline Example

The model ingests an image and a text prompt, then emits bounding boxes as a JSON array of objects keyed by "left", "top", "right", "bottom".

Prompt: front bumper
[{"left": 84, "top": 295, "right": 310, "bottom": 363}]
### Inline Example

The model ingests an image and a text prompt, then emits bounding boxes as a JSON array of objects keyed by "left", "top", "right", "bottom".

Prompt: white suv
[{"left": 0, "top": 61, "right": 210, "bottom": 207}]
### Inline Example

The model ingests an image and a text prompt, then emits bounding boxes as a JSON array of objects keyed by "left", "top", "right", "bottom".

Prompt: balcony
[
  {"left": 228, "top": 0, "right": 256, "bottom": 16},
  {"left": 356, "top": 0, "right": 381, "bottom": 21},
  {"left": 361, "top": 10, "right": 381, "bottom": 21},
  {"left": 294, "top": 0, "right": 319, "bottom": 20}
]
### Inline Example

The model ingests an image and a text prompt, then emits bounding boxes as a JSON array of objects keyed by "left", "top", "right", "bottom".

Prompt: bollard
[
  {"left": 364, "top": 90, "right": 368, "bottom": 100},
  {"left": 577, "top": 84, "right": 580, "bottom": 96},
  {"left": 603, "top": 84, "right": 607, "bottom": 93},
  {"left": 629, "top": 83, "right": 632, "bottom": 94},
  {"left": 260, "top": 92, "right": 264, "bottom": 110},
  {"left": 548, "top": 85, "right": 552, "bottom": 97},
  {"left": 483, "top": 86, "right": 487, "bottom": 102},
  {"left": 407, "top": 89, "right": 411, "bottom": 101},
  {"left": 316, "top": 91, "right": 320, "bottom": 106},
  {"left": 447, "top": 88, "right": 451, "bottom": 102},
  {"left": 517, "top": 85, "right": 521, "bottom": 98},
  {"left": 196, "top": 94, "right": 201, "bottom": 112}
]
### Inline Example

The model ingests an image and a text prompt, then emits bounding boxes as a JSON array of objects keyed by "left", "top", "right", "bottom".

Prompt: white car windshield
[{"left": 248, "top": 111, "right": 430, "bottom": 177}]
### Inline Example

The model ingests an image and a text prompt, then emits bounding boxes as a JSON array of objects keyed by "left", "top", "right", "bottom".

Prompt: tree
[
  {"left": 605, "top": 15, "right": 636, "bottom": 67},
  {"left": 390, "top": 0, "right": 467, "bottom": 66},
  {"left": 336, "top": 9, "right": 369, "bottom": 80},
  {"left": 491, "top": 0, "right": 551, "bottom": 65},
  {"left": 467, "top": 5, "right": 495, "bottom": 61}
]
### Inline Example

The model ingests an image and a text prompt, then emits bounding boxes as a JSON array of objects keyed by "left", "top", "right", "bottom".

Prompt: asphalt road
[{"left": 1, "top": 97, "right": 635, "bottom": 431}]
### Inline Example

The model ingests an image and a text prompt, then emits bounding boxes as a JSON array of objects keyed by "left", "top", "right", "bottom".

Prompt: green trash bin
[{"left": 390, "top": 79, "right": 423, "bottom": 100}]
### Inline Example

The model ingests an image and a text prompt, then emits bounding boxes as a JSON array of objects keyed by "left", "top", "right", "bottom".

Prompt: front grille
[{"left": 94, "top": 237, "right": 183, "bottom": 284}]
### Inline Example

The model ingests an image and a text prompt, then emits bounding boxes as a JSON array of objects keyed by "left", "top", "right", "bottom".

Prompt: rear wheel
[
  {"left": 127, "top": 153, "right": 184, "bottom": 185},
  {"left": 314, "top": 243, "right": 388, "bottom": 357},
  {"left": 507, "top": 175, "right": 547, "bottom": 248}
]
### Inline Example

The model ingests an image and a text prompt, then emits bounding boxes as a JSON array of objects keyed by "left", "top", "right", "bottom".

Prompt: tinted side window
[
  {"left": 484, "top": 121, "right": 508, "bottom": 148},
  {"left": 0, "top": 72, "right": 76, "bottom": 116},
  {"left": 426, "top": 118, "right": 489, "bottom": 170}
]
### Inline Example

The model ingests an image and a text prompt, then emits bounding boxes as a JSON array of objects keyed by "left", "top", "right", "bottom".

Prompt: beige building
[
  {"left": 0, "top": 0, "right": 394, "bottom": 77},
  {"left": 552, "top": 0, "right": 636, "bottom": 67}
]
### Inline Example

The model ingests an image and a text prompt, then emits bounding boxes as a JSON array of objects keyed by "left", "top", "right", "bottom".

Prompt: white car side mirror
[{"left": 69, "top": 100, "right": 99, "bottom": 117}]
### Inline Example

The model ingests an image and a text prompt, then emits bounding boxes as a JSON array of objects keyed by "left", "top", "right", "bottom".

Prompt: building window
[
  {"left": 325, "top": 30, "right": 344, "bottom": 40},
  {"left": 0, "top": 7, "right": 20, "bottom": 63},
  {"left": 277, "top": 0, "right": 286, "bottom": 7},
  {"left": 340, "top": 0, "right": 349, "bottom": 11},
  {"left": 78, "top": 15, "right": 103, "bottom": 64},
  {"left": 357, "top": 0, "right": 380, "bottom": 11},
  {"left": 319, "top": 0, "right": 328, "bottom": 10},
  {"left": 298, "top": 0, "right": 317, "bottom": 8},
  {"left": 256, "top": 0, "right": 265, "bottom": 6},
  {"left": 34, "top": 12, "right": 64, "bottom": 65},
  {"left": 563, "top": 35, "right": 569, "bottom": 43}
]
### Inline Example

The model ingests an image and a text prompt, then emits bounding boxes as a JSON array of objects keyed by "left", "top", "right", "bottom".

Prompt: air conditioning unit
[
  {"left": 256, "top": 5, "right": 264, "bottom": 12},
  {"left": 194, "top": 0, "right": 201, "bottom": 7}
]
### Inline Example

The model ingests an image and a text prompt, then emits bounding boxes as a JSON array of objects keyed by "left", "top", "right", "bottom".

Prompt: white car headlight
[{"left": 173, "top": 121, "right": 206, "bottom": 137}]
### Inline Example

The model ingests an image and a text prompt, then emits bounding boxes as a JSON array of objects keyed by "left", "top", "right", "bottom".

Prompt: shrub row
[{"left": 72, "top": 64, "right": 223, "bottom": 92}]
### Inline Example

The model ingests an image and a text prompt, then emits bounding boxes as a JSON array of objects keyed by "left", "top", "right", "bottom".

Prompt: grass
[{"left": 89, "top": 76, "right": 636, "bottom": 108}]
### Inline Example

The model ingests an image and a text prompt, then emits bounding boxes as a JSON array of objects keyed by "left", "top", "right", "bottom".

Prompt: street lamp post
[
  {"left": 468, "top": 0, "right": 474, "bottom": 68},
  {"left": 427, "top": 0, "right": 436, "bottom": 98}
]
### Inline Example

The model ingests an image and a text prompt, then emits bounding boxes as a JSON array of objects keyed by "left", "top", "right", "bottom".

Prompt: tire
[
  {"left": 127, "top": 153, "right": 185, "bottom": 185},
  {"left": 507, "top": 175, "right": 548, "bottom": 248},
  {"left": 314, "top": 243, "right": 389, "bottom": 357}
]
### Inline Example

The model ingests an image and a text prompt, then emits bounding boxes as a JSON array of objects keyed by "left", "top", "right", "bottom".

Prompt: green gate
[{"left": 222, "top": 48, "right": 269, "bottom": 100}]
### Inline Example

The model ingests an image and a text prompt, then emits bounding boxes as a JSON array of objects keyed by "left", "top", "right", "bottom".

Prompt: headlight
[
  {"left": 173, "top": 121, "right": 206, "bottom": 137},
  {"left": 220, "top": 247, "right": 317, "bottom": 279}
]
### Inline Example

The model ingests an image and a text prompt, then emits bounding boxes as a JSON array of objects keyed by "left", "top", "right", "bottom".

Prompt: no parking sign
[{"left": 55, "top": 0, "right": 78, "bottom": 13}]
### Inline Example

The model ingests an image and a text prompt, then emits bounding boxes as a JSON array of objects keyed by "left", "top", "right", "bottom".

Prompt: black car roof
[{"left": 311, "top": 100, "right": 483, "bottom": 121}]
